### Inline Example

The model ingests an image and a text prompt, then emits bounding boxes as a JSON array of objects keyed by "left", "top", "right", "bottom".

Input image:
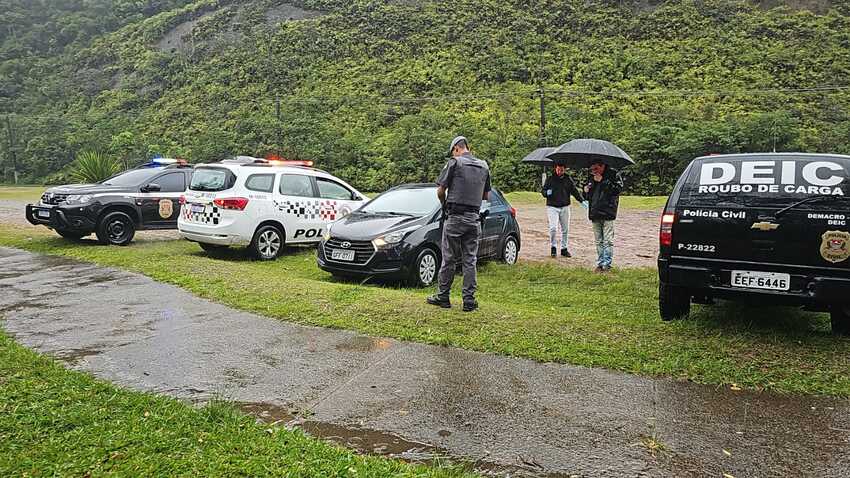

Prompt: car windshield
[
  {"left": 682, "top": 156, "right": 850, "bottom": 208},
  {"left": 101, "top": 169, "right": 159, "bottom": 187},
  {"left": 190, "top": 168, "right": 230, "bottom": 192},
  {"left": 360, "top": 187, "right": 440, "bottom": 216}
]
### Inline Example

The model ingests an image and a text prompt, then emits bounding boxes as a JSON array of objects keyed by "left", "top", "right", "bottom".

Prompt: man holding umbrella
[
  {"left": 584, "top": 162, "right": 623, "bottom": 272},
  {"left": 546, "top": 139, "right": 632, "bottom": 272}
]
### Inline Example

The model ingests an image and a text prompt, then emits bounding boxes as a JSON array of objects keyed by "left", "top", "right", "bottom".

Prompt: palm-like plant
[{"left": 71, "top": 150, "right": 121, "bottom": 184}]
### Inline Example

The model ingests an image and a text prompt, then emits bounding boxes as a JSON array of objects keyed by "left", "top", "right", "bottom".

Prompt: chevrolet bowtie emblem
[{"left": 751, "top": 222, "right": 780, "bottom": 231}]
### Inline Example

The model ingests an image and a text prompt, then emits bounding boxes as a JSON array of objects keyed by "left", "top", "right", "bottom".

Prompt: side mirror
[
  {"left": 142, "top": 183, "right": 161, "bottom": 193},
  {"left": 480, "top": 209, "right": 491, "bottom": 219}
]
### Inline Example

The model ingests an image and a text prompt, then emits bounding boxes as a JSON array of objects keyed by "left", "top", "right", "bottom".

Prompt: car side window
[
  {"left": 245, "top": 174, "right": 275, "bottom": 193},
  {"left": 317, "top": 178, "right": 353, "bottom": 200},
  {"left": 154, "top": 172, "right": 185, "bottom": 193},
  {"left": 279, "top": 174, "right": 315, "bottom": 197},
  {"left": 489, "top": 192, "right": 505, "bottom": 208}
]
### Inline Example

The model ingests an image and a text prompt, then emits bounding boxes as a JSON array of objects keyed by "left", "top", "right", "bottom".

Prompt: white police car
[{"left": 178, "top": 157, "right": 367, "bottom": 260}]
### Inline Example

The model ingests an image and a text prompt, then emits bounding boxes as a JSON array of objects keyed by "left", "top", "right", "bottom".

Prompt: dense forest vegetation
[{"left": 2, "top": 0, "right": 850, "bottom": 193}]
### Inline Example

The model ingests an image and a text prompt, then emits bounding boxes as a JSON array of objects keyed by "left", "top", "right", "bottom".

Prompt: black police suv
[
  {"left": 25, "top": 159, "right": 193, "bottom": 245},
  {"left": 658, "top": 153, "right": 850, "bottom": 334},
  {"left": 317, "top": 183, "right": 521, "bottom": 287}
]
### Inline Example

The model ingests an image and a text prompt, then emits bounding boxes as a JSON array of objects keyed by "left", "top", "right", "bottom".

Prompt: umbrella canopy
[
  {"left": 520, "top": 147, "right": 556, "bottom": 167},
  {"left": 547, "top": 139, "right": 634, "bottom": 170}
]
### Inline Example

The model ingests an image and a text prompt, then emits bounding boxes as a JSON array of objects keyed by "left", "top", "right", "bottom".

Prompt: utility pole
[
  {"left": 275, "top": 95, "right": 282, "bottom": 156},
  {"left": 538, "top": 86, "right": 547, "bottom": 147},
  {"left": 5, "top": 115, "right": 18, "bottom": 184}
]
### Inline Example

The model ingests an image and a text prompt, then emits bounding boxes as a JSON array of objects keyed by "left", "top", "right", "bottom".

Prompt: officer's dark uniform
[{"left": 431, "top": 137, "right": 491, "bottom": 310}]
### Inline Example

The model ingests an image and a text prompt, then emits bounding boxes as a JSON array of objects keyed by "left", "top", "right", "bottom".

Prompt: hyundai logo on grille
[{"left": 341, "top": 242, "right": 352, "bottom": 249}]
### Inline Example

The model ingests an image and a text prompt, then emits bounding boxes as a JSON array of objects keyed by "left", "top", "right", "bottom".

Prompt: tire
[
  {"left": 501, "top": 236, "right": 519, "bottom": 265},
  {"left": 199, "top": 242, "right": 228, "bottom": 253},
  {"left": 831, "top": 305, "right": 850, "bottom": 336},
  {"left": 250, "top": 225, "right": 284, "bottom": 261},
  {"left": 56, "top": 229, "right": 87, "bottom": 241},
  {"left": 659, "top": 283, "right": 690, "bottom": 321},
  {"left": 409, "top": 248, "right": 439, "bottom": 288},
  {"left": 95, "top": 212, "right": 136, "bottom": 246}
]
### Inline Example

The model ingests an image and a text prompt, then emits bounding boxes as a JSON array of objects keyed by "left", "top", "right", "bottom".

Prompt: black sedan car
[{"left": 317, "top": 183, "right": 521, "bottom": 287}]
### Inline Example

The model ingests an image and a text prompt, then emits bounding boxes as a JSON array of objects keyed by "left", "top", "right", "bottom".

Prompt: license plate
[
  {"left": 331, "top": 249, "right": 356, "bottom": 262},
  {"left": 36, "top": 209, "right": 50, "bottom": 219},
  {"left": 191, "top": 204, "right": 205, "bottom": 214},
  {"left": 731, "top": 271, "right": 790, "bottom": 291}
]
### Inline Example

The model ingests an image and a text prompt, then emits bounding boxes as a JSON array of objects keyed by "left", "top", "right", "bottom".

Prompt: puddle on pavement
[
  {"left": 31, "top": 254, "right": 80, "bottom": 269},
  {"left": 0, "top": 300, "right": 50, "bottom": 313},
  {"left": 53, "top": 348, "right": 102, "bottom": 365},
  {"left": 238, "top": 402, "right": 571, "bottom": 477},
  {"left": 335, "top": 336, "right": 393, "bottom": 352}
]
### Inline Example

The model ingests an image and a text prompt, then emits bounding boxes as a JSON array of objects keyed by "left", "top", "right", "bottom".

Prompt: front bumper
[
  {"left": 25, "top": 204, "right": 96, "bottom": 232},
  {"left": 659, "top": 257, "right": 850, "bottom": 306},
  {"left": 317, "top": 240, "right": 409, "bottom": 277}
]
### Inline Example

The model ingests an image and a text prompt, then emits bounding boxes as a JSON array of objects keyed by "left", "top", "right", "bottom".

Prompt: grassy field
[
  {"left": 503, "top": 191, "right": 667, "bottom": 210},
  {"left": 1, "top": 223, "right": 848, "bottom": 397},
  {"left": 0, "top": 185, "right": 43, "bottom": 201},
  {"left": 0, "top": 333, "right": 473, "bottom": 477}
]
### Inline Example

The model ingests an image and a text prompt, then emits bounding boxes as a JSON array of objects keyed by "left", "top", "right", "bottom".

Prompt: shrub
[{"left": 70, "top": 151, "right": 121, "bottom": 184}]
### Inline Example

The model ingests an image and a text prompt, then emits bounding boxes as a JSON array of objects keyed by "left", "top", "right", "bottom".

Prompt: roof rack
[
  {"left": 220, "top": 156, "right": 267, "bottom": 164},
  {"left": 288, "top": 164, "right": 329, "bottom": 174}
]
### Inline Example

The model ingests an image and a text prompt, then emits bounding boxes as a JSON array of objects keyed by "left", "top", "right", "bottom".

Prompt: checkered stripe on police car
[
  {"left": 182, "top": 205, "right": 221, "bottom": 225},
  {"left": 275, "top": 199, "right": 338, "bottom": 220}
]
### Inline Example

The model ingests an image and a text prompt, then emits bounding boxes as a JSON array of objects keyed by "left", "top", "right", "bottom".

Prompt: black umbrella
[
  {"left": 520, "top": 147, "right": 556, "bottom": 167},
  {"left": 547, "top": 139, "right": 634, "bottom": 170}
]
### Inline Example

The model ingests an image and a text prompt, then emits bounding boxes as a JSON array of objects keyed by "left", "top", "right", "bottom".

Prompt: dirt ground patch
[
  {"left": 515, "top": 203, "right": 660, "bottom": 268},
  {"left": 1, "top": 198, "right": 661, "bottom": 267}
]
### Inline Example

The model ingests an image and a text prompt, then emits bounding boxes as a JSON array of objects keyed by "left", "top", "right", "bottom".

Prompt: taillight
[
  {"left": 213, "top": 197, "right": 249, "bottom": 210},
  {"left": 660, "top": 213, "right": 675, "bottom": 247},
  {"left": 179, "top": 195, "right": 186, "bottom": 205},
  {"left": 510, "top": 207, "right": 517, "bottom": 218}
]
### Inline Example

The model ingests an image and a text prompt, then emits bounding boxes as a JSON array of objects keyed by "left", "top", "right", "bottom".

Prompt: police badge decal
[
  {"left": 820, "top": 231, "right": 850, "bottom": 263},
  {"left": 158, "top": 199, "right": 174, "bottom": 219}
]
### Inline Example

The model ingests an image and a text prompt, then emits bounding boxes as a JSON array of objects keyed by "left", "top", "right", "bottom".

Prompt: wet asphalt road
[{"left": 1, "top": 247, "right": 849, "bottom": 477}]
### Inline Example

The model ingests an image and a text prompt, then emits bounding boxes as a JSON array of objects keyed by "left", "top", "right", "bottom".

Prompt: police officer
[{"left": 427, "top": 136, "right": 491, "bottom": 312}]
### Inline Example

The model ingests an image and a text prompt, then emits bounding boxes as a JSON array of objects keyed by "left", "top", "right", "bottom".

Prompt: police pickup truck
[
  {"left": 658, "top": 153, "right": 850, "bottom": 335},
  {"left": 25, "top": 159, "right": 193, "bottom": 245}
]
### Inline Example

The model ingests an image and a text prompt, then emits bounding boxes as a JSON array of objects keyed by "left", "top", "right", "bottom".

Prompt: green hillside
[{"left": 2, "top": 0, "right": 850, "bottom": 193}]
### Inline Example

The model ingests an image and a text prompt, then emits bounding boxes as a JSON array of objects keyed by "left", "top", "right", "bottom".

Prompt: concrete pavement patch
[{"left": 1, "top": 247, "right": 848, "bottom": 477}]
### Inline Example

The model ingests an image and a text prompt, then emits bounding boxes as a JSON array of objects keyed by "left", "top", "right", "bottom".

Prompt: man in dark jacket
[
  {"left": 542, "top": 164, "right": 585, "bottom": 258},
  {"left": 584, "top": 162, "right": 623, "bottom": 272}
]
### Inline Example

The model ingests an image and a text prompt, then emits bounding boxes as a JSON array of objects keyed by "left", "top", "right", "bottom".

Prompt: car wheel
[
  {"left": 659, "top": 283, "right": 690, "bottom": 321},
  {"left": 198, "top": 242, "right": 228, "bottom": 253},
  {"left": 409, "top": 248, "right": 439, "bottom": 288},
  {"left": 501, "top": 236, "right": 519, "bottom": 265},
  {"left": 250, "top": 225, "right": 283, "bottom": 260},
  {"left": 830, "top": 305, "right": 850, "bottom": 336},
  {"left": 95, "top": 212, "right": 136, "bottom": 246},
  {"left": 56, "top": 229, "right": 87, "bottom": 241}
]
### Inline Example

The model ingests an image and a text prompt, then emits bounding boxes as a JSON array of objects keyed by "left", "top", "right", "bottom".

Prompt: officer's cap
[{"left": 448, "top": 136, "right": 468, "bottom": 155}]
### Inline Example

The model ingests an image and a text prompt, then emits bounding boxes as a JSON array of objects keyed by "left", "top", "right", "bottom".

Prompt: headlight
[
  {"left": 65, "top": 195, "right": 92, "bottom": 205},
  {"left": 373, "top": 229, "right": 410, "bottom": 249},
  {"left": 323, "top": 223, "right": 333, "bottom": 241}
]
